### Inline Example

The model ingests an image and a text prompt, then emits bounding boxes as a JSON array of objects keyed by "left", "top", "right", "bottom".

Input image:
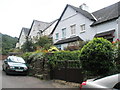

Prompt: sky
[{"left": 0, "top": 0, "right": 120, "bottom": 37}]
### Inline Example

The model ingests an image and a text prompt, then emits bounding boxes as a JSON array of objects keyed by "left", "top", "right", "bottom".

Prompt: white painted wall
[
  {"left": 117, "top": 16, "right": 120, "bottom": 39},
  {"left": 19, "top": 31, "right": 27, "bottom": 49}
]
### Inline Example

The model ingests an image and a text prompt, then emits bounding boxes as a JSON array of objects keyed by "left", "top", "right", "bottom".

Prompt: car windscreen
[{"left": 8, "top": 56, "right": 25, "bottom": 63}]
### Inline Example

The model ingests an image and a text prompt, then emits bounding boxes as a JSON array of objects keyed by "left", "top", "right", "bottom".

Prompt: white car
[{"left": 80, "top": 74, "right": 120, "bottom": 90}]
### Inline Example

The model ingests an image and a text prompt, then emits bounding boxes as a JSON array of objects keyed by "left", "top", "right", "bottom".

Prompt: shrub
[
  {"left": 80, "top": 38, "right": 114, "bottom": 76},
  {"left": 46, "top": 50, "right": 81, "bottom": 67},
  {"left": 112, "top": 39, "right": 120, "bottom": 73}
]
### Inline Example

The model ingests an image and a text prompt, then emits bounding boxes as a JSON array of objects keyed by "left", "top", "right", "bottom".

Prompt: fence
[{"left": 50, "top": 60, "right": 84, "bottom": 83}]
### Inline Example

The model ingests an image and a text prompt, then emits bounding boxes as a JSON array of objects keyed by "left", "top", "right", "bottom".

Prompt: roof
[
  {"left": 54, "top": 36, "right": 83, "bottom": 45},
  {"left": 69, "top": 5, "right": 95, "bottom": 20},
  {"left": 42, "top": 19, "right": 58, "bottom": 33},
  {"left": 18, "top": 27, "right": 29, "bottom": 41},
  {"left": 91, "top": 1, "right": 120, "bottom": 26},
  {"left": 50, "top": 4, "right": 95, "bottom": 35}
]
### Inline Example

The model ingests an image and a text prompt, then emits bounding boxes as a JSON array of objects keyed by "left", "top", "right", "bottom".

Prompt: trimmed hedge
[{"left": 80, "top": 38, "right": 114, "bottom": 76}]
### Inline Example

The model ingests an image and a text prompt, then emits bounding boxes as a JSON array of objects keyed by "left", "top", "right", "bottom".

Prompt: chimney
[{"left": 79, "top": 3, "right": 89, "bottom": 12}]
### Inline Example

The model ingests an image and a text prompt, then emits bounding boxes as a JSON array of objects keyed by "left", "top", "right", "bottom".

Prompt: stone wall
[{"left": 29, "top": 59, "right": 50, "bottom": 79}]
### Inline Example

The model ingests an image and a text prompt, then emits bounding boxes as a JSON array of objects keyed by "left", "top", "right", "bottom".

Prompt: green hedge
[
  {"left": 80, "top": 38, "right": 114, "bottom": 76},
  {"left": 46, "top": 50, "right": 80, "bottom": 61}
]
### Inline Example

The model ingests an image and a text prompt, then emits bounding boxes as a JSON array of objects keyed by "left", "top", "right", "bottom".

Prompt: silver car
[
  {"left": 2, "top": 56, "right": 28, "bottom": 75},
  {"left": 80, "top": 74, "right": 120, "bottom": 90}
]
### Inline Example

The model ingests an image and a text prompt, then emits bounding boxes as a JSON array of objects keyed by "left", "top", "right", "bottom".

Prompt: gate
[{"left": 50, "top": 60, "right": 84, "bottom": 83}]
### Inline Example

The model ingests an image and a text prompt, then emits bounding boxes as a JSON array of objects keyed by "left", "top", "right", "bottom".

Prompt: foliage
[
  {"left": 46, "top": 50, "right": 81, "bottom": 67},
  {"left": 112, "top": 39, "right": 120, "bottom": 73},
  {"left": 21, "top": 37, "right": 35, "bottom": 52},
  {"left": 1, "top": 33, "right": 18, "bottom": 55},
  {"left": 80, "top": 38, "right": 114, "bottom": 76},
  {"left": 35, "top": 36, "right": 53, "bottom": 50},
  {"left": 21, "top": 50, "right": 45, "bottom": 64}
]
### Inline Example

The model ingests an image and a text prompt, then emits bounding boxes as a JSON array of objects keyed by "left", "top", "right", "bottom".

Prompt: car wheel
[
  {"left": 5, "top": 68, "right": 9, "bottom": 75},
  {"left": 2, "top": 68, "right": 5, "bottom": 71}
]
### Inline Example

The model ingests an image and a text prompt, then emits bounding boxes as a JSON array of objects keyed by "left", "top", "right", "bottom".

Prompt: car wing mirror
[{"left": 4, "top": 59, "right": 7, "bottom": 64}]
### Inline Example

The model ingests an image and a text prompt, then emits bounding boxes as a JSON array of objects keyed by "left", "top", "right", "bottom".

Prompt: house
[
  {"left": 51, "top": 2, "right": 120, "bottom": 50},
  {"left": 41, "top": 19, "right": 58, "bottom": 37},
  {"left": 28, "top": 20, "right": 50, "bottom": 42},
  {"left": 16, "top": 27, "right": 29, "bottom": 49}
]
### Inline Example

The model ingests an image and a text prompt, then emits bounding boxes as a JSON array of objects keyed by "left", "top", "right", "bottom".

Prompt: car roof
[
  {"left": 94, "top": 74, "right": 120, "bottom": 88},
  {"left": 7, "top": 56, "right": 25, "bottom": 63}
]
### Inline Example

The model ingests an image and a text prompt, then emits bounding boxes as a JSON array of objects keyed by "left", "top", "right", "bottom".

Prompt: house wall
[{"left": 117, "top": 16, "right": 120, "bottom": 39}]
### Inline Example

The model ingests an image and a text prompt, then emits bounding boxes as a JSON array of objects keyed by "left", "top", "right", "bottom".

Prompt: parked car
[
  {"left": 80, "top": 74, "right": 120, "bottom": 89},
  {"left": 2, "top": 56, "right": 28, "bottom": 75}
]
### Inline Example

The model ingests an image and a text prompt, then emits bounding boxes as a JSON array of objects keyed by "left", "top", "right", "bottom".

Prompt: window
[
  {"left": 55, "top": 33, "right": 59, "bottom": 40},
  {"left": 56, "top": 45, "right": 61, "bottom": 50},
  {"left": 71, "top": 24, "right": 76, "bottom": 35},
  {"left": 80, "top": 24, "right": 85, "bottom": 32},
  {"left": 62, "top": 28, "right": 66, "bottom": 38}
]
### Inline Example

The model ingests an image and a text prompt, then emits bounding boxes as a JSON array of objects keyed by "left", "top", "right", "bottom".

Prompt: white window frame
[
  {"left": 55, "top": 33, "right": 59, "bottom": 40},
  {"left": 62, "top": 28, "right": 66, "bottom": 39},
  {"left": 71, "top": 24, "right": 76, "bottom": 35},
  {"left": 80, "top": 24, "right": 85, "bottom": 33}
]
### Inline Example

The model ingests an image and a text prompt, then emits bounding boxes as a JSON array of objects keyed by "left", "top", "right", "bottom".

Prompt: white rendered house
[{"left": 51, "top": 2, "right": 120, "bottom": 50}]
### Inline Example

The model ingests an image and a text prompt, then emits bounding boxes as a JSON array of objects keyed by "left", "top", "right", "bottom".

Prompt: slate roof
[
  {"left": 69, "top": 5, "right": 95, "bottom": 21},
  {"left": 54, "top": 36, "right": 83, "bottom": 45},
  {"left": 18, "top": 27, "right": 29, "bottom": 41},
  {"left": 23, "top": 28, "right": 29, "bottom": 36},
  {"left": 42, "top": 19, "right": 58, "bottom": 33},
  {"left": 91, "top": 1, "right": 120, "bottom": 26}
]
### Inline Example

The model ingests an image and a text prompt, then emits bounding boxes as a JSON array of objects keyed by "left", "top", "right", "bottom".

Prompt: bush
[
  {"left": 46, "top": 50, "right": 81, "bottom": 67},
  {"left": 112, "top": 39, "right": 120, "bottom": 73},
  {"left": 80, "top": 38, "right": 114, "bottom": 76}
]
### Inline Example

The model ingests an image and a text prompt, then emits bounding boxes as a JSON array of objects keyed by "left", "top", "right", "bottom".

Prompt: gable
[{"left": 61, "top": 6, "right": 77, "bottom": 21}]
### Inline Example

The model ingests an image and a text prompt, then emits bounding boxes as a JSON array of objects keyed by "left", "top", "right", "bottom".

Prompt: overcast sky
[{"left": 0, "top": 0, "right": 119, "bottom": 37}]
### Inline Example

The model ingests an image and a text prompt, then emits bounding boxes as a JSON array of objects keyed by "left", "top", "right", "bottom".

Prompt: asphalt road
[{"left": 0, "top": 60, "right": 79, "bottom": 90}]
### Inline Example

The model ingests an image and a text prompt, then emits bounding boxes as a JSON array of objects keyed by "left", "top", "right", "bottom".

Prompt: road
[{"left": 0, "top": 60, "right": 79, "bottom": 90}]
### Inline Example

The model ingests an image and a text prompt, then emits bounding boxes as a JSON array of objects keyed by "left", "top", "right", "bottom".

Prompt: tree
[
  {"left": 35, "top": 36, "right": 53, "bottom": 50},
  {"left": 80, "top": 38, "right": 114, "bottom": 76},
  {"left": 1, "top": 33, "right": 18, "bottom": 55},
  {"left": 21, "top": 37, "right": 35, "bottom": 52}
]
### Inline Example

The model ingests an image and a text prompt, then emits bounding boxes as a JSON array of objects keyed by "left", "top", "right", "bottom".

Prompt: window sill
[{"left": 80, "top": 31, "right": 85, "bottom": 33}]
